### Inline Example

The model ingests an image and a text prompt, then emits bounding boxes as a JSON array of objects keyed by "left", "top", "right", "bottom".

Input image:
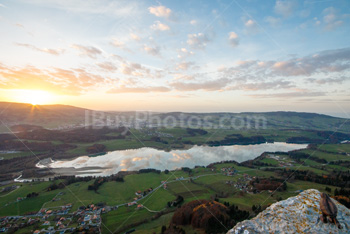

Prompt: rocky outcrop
[{"left": 227, "top": 189, "right": 350, "bottom": 234}]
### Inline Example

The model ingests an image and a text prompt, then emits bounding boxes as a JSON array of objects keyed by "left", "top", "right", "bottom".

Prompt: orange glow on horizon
[{"left": 10, "top": 89, "right": 56, "bottom": 105}]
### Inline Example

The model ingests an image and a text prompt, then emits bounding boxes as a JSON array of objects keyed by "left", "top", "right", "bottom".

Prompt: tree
[
  {"left": 161, "top": 225, "right": 166, "bottom": 234},
  {"left": 252, "top": 205, "right": 256, "bottom": 211}
]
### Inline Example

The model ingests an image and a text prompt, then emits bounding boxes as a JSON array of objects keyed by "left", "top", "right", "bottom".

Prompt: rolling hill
[{"left": 0, "top": 102, "right": 349, "bottom": 133}]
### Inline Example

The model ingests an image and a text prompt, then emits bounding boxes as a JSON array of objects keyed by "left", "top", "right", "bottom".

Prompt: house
[
  {"left": 127, "top": 201, "right": 136, "bottom": 207},
  {"left": 135, "top": 191, "right": 142, "bottom": 196},
  {"left": 84, "top": 215, "right": 91, "bottom": 222},
  {"left": 33, "top": 230, "right": 40, "bottom": 234},
  {"left": 43, "top": 221, "right": 50, "bottom": 225}
]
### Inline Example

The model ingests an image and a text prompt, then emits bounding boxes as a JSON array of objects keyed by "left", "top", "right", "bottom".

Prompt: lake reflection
[{"left": 46, "top": 142, "right": 307, "bottom": 176}]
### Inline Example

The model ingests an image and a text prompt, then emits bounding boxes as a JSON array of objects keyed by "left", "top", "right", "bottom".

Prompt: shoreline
[{"left": 26, "top": 142, "right": 309, "bottom": 181}]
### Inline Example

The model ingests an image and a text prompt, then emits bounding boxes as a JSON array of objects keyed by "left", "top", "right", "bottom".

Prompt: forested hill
[
  {"left": 0, "top": 102, "right": 349, "bottom": 132},
  {"left": 154, "top": 111, "right": 350, "bottom": 132},
  {"left": 0, "top": 102, "right": 90, "bottom": 129}
]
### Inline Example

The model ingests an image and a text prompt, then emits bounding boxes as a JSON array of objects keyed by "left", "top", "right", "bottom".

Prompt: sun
[{"left": 14, "top": 90, "right": 55, "bottom": 105}]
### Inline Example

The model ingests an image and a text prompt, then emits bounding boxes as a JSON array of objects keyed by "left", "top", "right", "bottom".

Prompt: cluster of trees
[
  {"left": 47, "top": 176, "right": 98, "bottom": 191},
  {"left": 252, "top": 204, "right": 263, "bottom": 213},
  {"left": 286, "top": 130, "right": 350, "bottom": 144},
  {"left": 286, "top": 137, "right": 323, "bottom": 144},
  {"left": 47, "top": 173, "right": 131, "bottom": 192},
  {"left": 10, "top": 124, "right": 43, "bottom": 132},
  {"left": 329, "top": 160, "right": 350, "bottom": 168},
  {"left": 87, "top": 178, "right": 107, "bottom": 192},
  {"left": 275, "top": 168, "right": 350, "bottom": 188},
  {"left": 206, "top": 160, "right": 239, "bottom": 168},
  {"left": 181, "top": 167, "right": 192, "bottom": 173},
  {"left": 334, "top": 188, "right": 350, "bottom": 208},
  {"left": 288, "top": 151, "right": 327, "bottom": 164},
  {"left": 316, "top": 131, "right": 350, "bottom": 143},
  {"left": 161, "top": 225, "right": 186, "bottom": 234},
  {"left": 171, "top": 199, "right": 250, "bottom": 234},
  {"left": 251, "top": 178, "right": 287, "bottom": 192},
  {"left": 26, "top": 192, "right": 39, "bottom": 198},
  {"left": 16, "top": 126, "right": 130, "bottom": 143},
  {"left": 186, "top": 128, "right": 208, "bottom": 136},
  {"left": 167, "top": 195, "right": 184, "bottom": 208},
  {"left": 0, "top": 140, "right": 76, "bottom": 152},
  {"left": 139, "top": 168, "right": 161, "bottom": 174},
  {"left": 47, "top": 182, "right": 66, "bottom": 191},
  {"left": 149, "top": 136, "right": 168, "bottom": 144},
  {"left": 207, "top": 135, "right": 266, "bottom": 146},
  {"left": 86, "top": 144, "right": 106, "bottom": 154}
]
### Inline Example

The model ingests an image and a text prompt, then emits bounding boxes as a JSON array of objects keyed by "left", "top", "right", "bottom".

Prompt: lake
[{"left": 39, "top": 142, "right": 307, "bottom": 176}]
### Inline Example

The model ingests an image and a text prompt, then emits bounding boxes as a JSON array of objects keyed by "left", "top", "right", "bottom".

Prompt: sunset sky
[{"left": 0, "top": 0, "right": 349, "bottom": 117}]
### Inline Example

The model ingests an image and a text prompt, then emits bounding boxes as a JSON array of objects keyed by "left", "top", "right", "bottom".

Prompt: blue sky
[{"left": 0, "top": 0, "right": 349, "bottom": 117}]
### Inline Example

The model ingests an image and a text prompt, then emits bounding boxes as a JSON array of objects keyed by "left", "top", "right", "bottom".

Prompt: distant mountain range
[
  {"left": 0, "top": 102, "right": 349, "bottom": 133},
  {"left": 0, "top": 102, "right": 90, "bottom": 128}
]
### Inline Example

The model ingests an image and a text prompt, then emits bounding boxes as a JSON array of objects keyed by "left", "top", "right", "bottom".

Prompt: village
[{"left": 0, "top": 202, "right": 102, "bottom": 233}]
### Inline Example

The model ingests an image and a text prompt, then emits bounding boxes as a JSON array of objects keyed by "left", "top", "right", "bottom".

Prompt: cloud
[
  {"left": 244, "top": 19, "right": 260, "bottom": 34},
  {"left": 111, "top": 39, "right": 125, "bottom": 48},
  {"left": 151, "top": 21, "right": 170, "bottom": 31},
  {"left": 176, "top": 62, "right": 195, "bottom": 71},
  {"left": 173, "top": 74, "right": 197, "bottom": 81},
  {"left": 121, "top": 62, "right": 150, "bottom": 76},
  {"left": 323, "top": 7, "right": 343, "bottom": 31},
  {"left": 307, "top": 77, "right": 348, "bottom": 85},
  {"left": 143, "top": 45, "right": 160, "bottom": 56},
  {"left": 15, "top": 23, "right": 24, "bottom": 28},
  {"left": 265, "top": 16, "right": 281, "bottom": 27},
  {"left": 227, "top": 80, "right": 294, "bottom": 91},
  {"left": 22, "top": 0, "right": 142, "bottom": 18},
  {"left": 71, "top": 44, "right": 102, "bottom": 59},
  {"left": 219, "top": 47, "right": 350, "bottom": 78},
  {"left": 15, "top": 43, "right": 64, "bottom": 56},
  {"left": 177, "top": 48, "right": 194, "bottom": 58},
  {"left": 171, "top": 78, "right": 230, "bottom": 91},
  {"left": 148, "top": 5, "right": 173, "bottom": 19},
  {"left": 249, "top": 91, "right": 326, "bottom": 99},
  {"left": 187, "top": 33, "right": 210, "bottom": 49},
  {"left": 130, "top": 33, "right": 141, "bottom": 41},
  {"left": 0, "top": 64, "right": 109, "bottom": 95},
  {"left": 228, "top": 32, "right": 239, "bottom": 47},
  {"left": 190, "top": 20, "right": 197, "bottom": 25},
  {"left": 107, "top": 85, "right": 170, "bottom": 93},
  {"left": 97, "top": 62, "right": 118, "bottom": 72},
  {"left": 274, "top": 0, "right": 297, "bottom": 18}
]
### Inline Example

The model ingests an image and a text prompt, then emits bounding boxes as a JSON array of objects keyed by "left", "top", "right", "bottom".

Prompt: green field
[{"left": 0, "top": 144, "right": 349, "bottom": 233}]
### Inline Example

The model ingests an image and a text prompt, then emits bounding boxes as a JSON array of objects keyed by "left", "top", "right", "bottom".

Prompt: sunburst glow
[{"left": 12, "top": 90, "right": 55, "bottom": 105}]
